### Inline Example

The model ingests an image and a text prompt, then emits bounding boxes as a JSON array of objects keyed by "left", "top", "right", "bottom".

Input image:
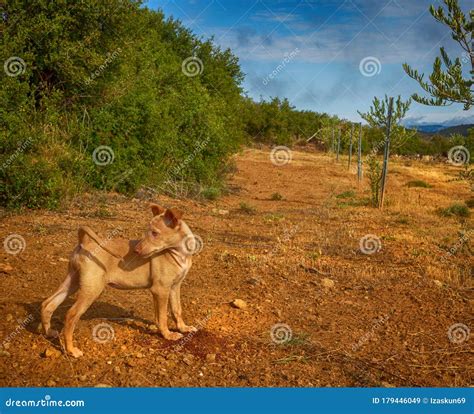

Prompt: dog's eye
[{"left": 151, "top": 231, "right": 159, "bottom": 238}]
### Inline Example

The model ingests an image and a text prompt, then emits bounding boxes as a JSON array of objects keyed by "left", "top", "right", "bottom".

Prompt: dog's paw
[
  {"left": 45, "top": 328, "right": 59, "bottom": 338},
  {"left": 163, "top": 331, "right": 183, "bottom": 341},
  {"left": 178, "top": 325, "right": 197, "bottom": 334},
  {"left": 68, "top": 347, "right": 84, "bottom": 358}
]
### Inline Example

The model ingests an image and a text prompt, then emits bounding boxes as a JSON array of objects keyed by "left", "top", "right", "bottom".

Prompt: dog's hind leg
[
  {"left": 41, "top": 268, "right": 79, "bottom": 338},
  {"left": 64, "top": 278, "right": 105, "bottom": 358}
]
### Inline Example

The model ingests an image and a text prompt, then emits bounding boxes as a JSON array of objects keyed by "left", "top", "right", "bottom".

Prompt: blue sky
[{"left": 147, "top": 0, "right": 473, "bottom": 126}]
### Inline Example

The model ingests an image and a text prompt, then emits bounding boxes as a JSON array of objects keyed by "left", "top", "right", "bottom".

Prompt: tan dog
[{"left": 41, "top": 204, "right": 198, "bottom": 358}]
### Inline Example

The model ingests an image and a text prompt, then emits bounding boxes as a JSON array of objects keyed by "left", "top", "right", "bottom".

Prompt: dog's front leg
[
  {"left": 170, "top": 283, "right": 197, "bottom": 334},
  {"left": 152, "top": 286, "right": 183, "bottom": 341}
]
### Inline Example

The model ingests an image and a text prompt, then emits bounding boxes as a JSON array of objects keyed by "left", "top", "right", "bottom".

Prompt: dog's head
[{"left": 134, "top": 204, "right": 185, "bottom": 257}]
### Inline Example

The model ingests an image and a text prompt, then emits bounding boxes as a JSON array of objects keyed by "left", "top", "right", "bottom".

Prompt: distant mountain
[
  {"left": 408, "top": 123, "right": 474, "bottom": 136},
  {"left": 436, "top": 124, "right": 474, "bottom": 136},
  {"left": 408, "top": 124, "right": 445, "bottom": 133}
]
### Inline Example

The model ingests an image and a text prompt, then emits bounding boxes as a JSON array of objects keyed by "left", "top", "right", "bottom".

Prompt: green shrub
[
  {"left": 465, "top": 198, "right": 474, "bottom": 208},
  {"left": 406, "top": 180, "right": 432, "bottom": 188},
  {"left": 438, "top": 203, "right": 470, "bottom": 218},
  {"left": 336, "top": 190, "right": 355, "bottom": 199},
  {"left": 270, "top": 192, "right": 283, "bottom": 201},
  {"left": 239, "top": 202, "right": 256, "bottom": 214},
  {"left": 201, "top": 187, "right": 221, "bottom": 200}
]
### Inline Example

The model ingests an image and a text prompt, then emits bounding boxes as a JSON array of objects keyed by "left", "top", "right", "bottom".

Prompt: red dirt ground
[{"left": 0, "top": 148, "right": 472, "bottom": 387}]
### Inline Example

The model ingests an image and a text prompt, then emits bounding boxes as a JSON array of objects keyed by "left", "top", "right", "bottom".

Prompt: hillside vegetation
[{"left": 1, "top": 0, "right": 472, "bottom": 209}]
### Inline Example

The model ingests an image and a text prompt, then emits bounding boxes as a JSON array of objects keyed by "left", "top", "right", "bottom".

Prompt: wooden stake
[{"left": 348, "top": 124, "right": 353, "bottom": 170}]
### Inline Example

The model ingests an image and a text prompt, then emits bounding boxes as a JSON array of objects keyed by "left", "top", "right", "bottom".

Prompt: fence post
[
  {"left": 331, "top": 127, "right": 335, "bottom": 153},
  {"left": 348, "top": 124, "right": 353, "bottom": 170},
  {"left": 379, "top": 97, "right": 393, "bottom": 209},
  {"left": 336, "top": 128, "right": 341, "bottom": 161},
  {"left": 357, "top": 123, "right": 362, "bottom": 182}
]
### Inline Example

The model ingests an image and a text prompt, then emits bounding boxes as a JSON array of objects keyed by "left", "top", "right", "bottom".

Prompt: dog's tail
[{"left": 78, "top": 226, "right": 123, "bottom": 259}]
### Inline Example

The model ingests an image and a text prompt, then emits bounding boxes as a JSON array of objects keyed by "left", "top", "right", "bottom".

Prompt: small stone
[
  {"left": 107, "top": 360, "right": 112, "bottom": 365},
  {"left": 126, "top": 359, "right": 137, "bottom": 367},
  {"left": 218, "top": 209, "right": 229, "bottom": 215},
  {"left": 231, "top": 299, "right": 247, "bottom": 309},
  {"left": 321, "top": 278, "right": 335, "bottom": 288},
  {"left": 0, "top": 350, "right": 11, "bottom": 357},
  {"left": 95, "top": 383, "right": 111, "bottom": 388},
  {"left": 381, "top": 381, "right": 395, "bottom": 388},
  {"left": 46, "top": 379, "right": 56, "bottom": 387},
  {"left": 148, "top": 324, "right": 158, "bottom": 332},
  {"left": 0, "top": 263, "right": 13, "bottom": 274},
  {"left": 113, "top": 366, "right": 121, "bottom": 375},
  {"left": 42, "top": 348, "right": 61, "bottom": 359},
  {"left": 205, "top": 353, "right": 216, "bottom": 362},
  {"left": 135, "top": 352, "right": 144, "bottom": 359},
  {"left": 434, "top": 280, "right": 443, "bottom": 287},
  {"left": 6, "top": 314, "right": 13, "bottom": 322},
  {"left": 79, "top": 375, "right": 87, "bottom": 382},
  {"left": 182, "top": 354, "right": 194, "bottom": 366}
]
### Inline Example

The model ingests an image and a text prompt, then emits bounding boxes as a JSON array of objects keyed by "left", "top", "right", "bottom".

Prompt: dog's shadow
[{"left": 23, "top": 300, "right": 155, "bottom": 348}]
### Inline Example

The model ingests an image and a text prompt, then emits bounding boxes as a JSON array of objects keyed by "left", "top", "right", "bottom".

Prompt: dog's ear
[
  {"left": 163, "top": 208, "right": 183, "bottom": 228},
  {"left": 150, "top": 203, "right": 166, "bottom": 216}
]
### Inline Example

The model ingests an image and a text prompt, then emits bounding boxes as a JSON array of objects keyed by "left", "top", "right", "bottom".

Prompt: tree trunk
[
  {"left": 357, "top": 123, "right": 363, "bottom": 182},
  {"left": 379, "top": 97, "right": 393, "bottom": 209}
]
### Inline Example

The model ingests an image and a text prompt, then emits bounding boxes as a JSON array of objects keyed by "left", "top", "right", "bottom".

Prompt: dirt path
[{"left": 0, "top": 148, "right": 472, "bottom": 387}]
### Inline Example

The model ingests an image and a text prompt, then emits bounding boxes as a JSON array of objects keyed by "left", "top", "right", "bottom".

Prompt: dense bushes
[{"left": 1, "top": 0, "right": 244, "bottom": 209}]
